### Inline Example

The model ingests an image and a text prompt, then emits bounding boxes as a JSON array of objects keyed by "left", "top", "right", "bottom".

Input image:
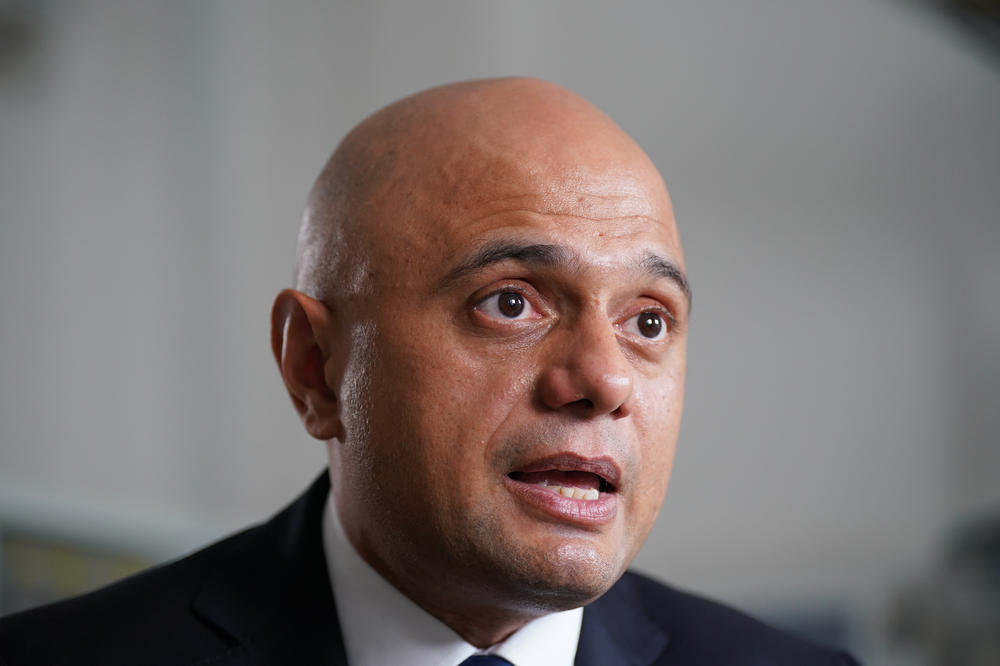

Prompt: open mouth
[
  {"left": 507, "top": 469, "right": 617, "bottom": 501},
  {"left": 503, "top": 455, "right": 621, "bottom": 525}
]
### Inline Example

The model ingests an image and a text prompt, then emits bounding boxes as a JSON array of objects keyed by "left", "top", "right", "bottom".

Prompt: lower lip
[{"left": 503, "top": 477, "right": 618, "bottom": 527}]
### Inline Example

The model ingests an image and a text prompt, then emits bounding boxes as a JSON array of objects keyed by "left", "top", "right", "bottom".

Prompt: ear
[{"left": 270, "top": 289, "right": 344, "bottom": 441}]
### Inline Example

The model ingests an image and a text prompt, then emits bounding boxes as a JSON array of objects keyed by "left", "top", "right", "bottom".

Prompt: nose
[{"left": 537, "top": 312, "right": 634, "bottom": 418}]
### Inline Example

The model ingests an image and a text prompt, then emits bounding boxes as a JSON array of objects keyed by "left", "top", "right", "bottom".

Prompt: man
[{"left": 0, "top": 78, "right": 859, "bottom": 665}]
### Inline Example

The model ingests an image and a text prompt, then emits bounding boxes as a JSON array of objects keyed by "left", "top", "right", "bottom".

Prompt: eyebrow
[
  {"left": 438, "top": 241, "right": 574, "bottom": 289},
  {"left": 642, "top": 252, "right": 692, "bottom": 309},
  {"left": 439, "top": 240, "right": 692, "bottom": 309}
]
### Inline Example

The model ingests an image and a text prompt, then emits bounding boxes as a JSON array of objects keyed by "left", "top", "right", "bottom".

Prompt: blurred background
[{"left": 1, "top": 1, "right": 998, "bottom": 663}]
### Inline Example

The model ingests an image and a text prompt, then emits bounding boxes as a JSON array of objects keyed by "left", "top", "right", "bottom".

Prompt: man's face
[{"left": 329, "top": 140, "right": 688, "bottom": 613}]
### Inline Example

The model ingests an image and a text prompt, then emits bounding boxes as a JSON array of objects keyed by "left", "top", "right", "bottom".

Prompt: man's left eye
[
  {"left": 625, "top": 311, "right": 668, "bottom": 341},
  {"left": 477, "top": 291, "right": 537, "bottom": 320}
]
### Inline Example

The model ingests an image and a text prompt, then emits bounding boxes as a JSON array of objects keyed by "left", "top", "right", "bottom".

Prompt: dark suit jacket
[{"left": 0, "top": 474, "right": 860, "bottom": 665}]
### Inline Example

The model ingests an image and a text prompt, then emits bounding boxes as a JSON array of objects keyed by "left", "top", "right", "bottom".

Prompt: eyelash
[
  {"left": 473, "top": 285, "right": 543, "bottom": 320},
  {"left": 620, "top": 308, "right": 672, "bottom": 341}
]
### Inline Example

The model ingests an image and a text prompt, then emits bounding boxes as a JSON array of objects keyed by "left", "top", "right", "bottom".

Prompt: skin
[{"left": 271, "top": 78, "right": 690, "bottom": 647}]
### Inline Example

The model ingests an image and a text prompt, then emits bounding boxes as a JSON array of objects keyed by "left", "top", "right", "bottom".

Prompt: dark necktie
[{"left": 458, "top": 656, "right": 514, "bottom": 666}]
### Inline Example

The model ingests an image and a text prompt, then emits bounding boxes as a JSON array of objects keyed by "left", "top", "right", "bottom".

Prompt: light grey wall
[{"left": 1, "top": 0, "right": 998, "bottom": 660}]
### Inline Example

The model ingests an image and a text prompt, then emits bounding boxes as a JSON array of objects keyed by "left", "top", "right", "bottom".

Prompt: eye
[
  {"left": 625, "top": 311, "right": 668, "bottom": 341},
  {"left": 476, "top": 291, "right": 537, "bottom": 320}
]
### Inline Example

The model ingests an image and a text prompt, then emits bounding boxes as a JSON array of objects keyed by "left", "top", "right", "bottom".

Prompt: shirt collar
[{"left": 322, "top": 492, "right": 583, "bottom": 666}]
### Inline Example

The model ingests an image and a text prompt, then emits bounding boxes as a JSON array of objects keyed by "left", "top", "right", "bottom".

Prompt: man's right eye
[{"left": 476, "top": 291, "right": 537, "bottom": 320}]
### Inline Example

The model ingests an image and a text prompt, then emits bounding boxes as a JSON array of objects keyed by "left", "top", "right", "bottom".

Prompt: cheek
[
  {"left": 363, "top": 328, "right": 534, "bottom": 480},
  {"left": 631, "top": 369, "right": 684, "bottom": 518},
  {"left": 336, "top": 323, "right": 379, "bottom": 467}
]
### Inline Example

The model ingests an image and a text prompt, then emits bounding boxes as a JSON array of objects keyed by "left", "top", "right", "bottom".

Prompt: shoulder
[
  {"left": 0, "top": 473, "right": 337, "bottom": 666},
  {"left": 0, "top": 527, "right": 252, "bottom": 666},
  {"left": 587, "top": 571, "right": 861, "bottom": 665}
]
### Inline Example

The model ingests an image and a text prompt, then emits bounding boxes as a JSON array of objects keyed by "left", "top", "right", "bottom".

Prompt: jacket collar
[
  {"left": 575, "top": 573, "right": 671, "bottom": 666},
  {"left": 191, "top": 472, "right": 349, "bottom": 665}
]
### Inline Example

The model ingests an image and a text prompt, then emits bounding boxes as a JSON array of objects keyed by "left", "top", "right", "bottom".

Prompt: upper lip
[{"left": 508, "top": 453, "right": 622, "bottom": 491}]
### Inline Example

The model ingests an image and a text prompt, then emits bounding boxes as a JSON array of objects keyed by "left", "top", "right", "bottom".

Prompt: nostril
[
  {"left": 561, "top": 397, "right": 595, "bottom": 416},
  {"left": 610, "top": 398, "right": 632, "bottom": 418}
]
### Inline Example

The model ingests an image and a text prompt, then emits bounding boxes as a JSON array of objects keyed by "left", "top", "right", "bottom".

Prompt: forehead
[{"left": 367, "top": 150, "right": 683, "bottom": 280}]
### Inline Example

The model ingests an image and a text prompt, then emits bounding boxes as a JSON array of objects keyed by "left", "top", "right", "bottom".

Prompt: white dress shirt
[{"left": 322, "top": 493, "right": 583, "bottom": 666}]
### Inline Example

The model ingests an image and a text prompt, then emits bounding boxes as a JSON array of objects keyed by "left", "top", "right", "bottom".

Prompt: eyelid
[
  {"left": 471, "top": 281, "right": 533, "bottom": 305},
  {"left": 471, "top": 282, "right": 547, "bottom": 321},
  {"left": 634, "top": 292, "right": 680, "bottom": 330},
  {"left": 655, "top": 304, "right": 677, "bottom": 330},
  {"left": 617, "top": 302, "right": 675, "bottom": 342}
]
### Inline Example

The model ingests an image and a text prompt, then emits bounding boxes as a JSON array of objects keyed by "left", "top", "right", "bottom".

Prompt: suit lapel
[
  {"left": 575, "top": 573, "right": 670, "bottom": 666},
  {"left": 190, "top": 473, "right": 349, "bottom": 665}
]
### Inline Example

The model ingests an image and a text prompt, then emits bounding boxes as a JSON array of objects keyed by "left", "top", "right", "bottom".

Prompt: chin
[{"left": 481, "top": 537, "right": 630, "bottom": 613}]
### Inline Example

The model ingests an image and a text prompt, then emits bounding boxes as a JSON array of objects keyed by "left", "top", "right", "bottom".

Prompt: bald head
[{"left": 295, "top": 77, "right": 676, "bottom": 305}]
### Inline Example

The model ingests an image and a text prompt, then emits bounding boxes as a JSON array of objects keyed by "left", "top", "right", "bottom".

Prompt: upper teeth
[{"left": 534, "top": 481, "right": 599, "bottom": 500}]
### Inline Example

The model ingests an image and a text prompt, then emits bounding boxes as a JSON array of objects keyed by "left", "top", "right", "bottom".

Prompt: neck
[
  {"left": 414, "top": 595, "right": 539, "bottom": 649},
  {"left": 347, "top": 527, "right": 544, "bottom": 648},
  {"left": 329, "top": 479, "right": 541, "bottom": 647}
]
